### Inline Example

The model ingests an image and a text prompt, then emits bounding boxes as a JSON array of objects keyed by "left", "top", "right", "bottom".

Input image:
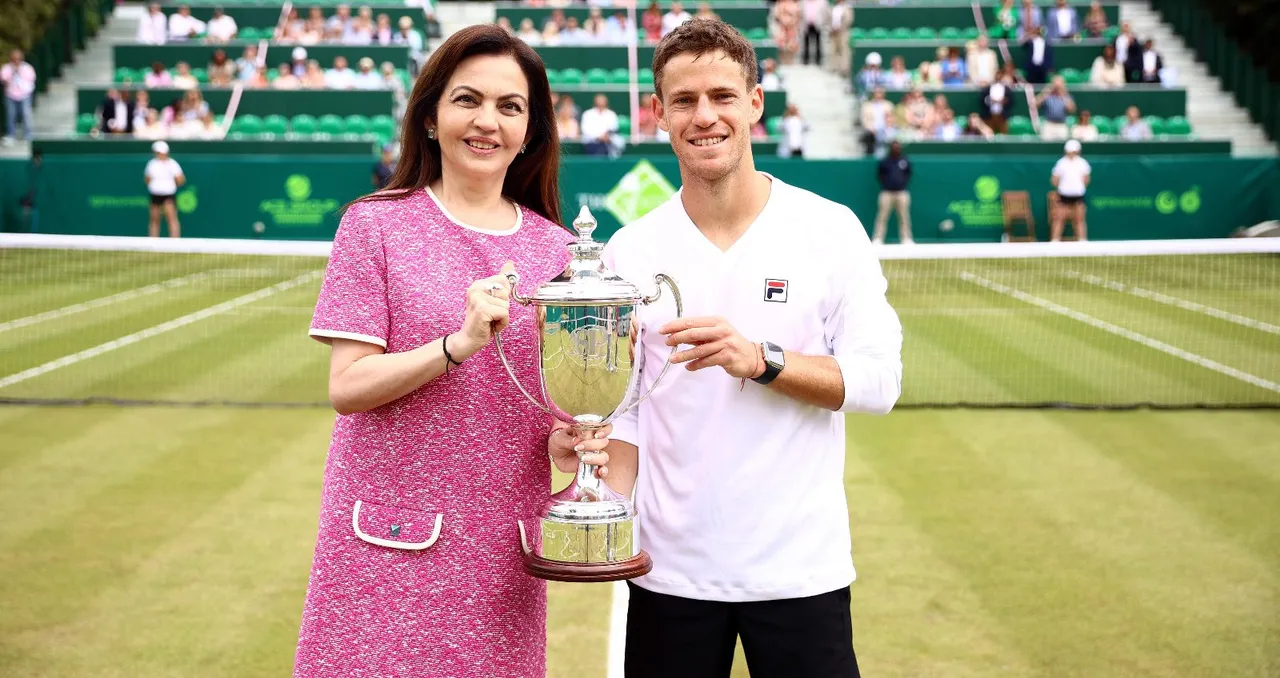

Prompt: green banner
[{"left": 2, "top": 155, "right": 1277, "bottom": 242}]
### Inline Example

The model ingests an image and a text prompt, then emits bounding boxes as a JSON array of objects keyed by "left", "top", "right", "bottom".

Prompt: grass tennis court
[{"left": 1, "top": 243, "right": 1278, "bottom": 676}]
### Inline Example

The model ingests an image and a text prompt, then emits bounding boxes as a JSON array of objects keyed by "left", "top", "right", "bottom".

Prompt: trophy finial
[{"left": 573, "top": 205, "right": 597, "bottom": 242}]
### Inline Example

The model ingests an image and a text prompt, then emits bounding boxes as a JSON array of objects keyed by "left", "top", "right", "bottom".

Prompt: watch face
[{"left": 764, "top": 342, "right": 785, "bottom": 368}]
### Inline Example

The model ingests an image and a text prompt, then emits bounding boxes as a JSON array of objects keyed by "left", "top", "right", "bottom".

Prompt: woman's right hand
[{"left": 455, "top": 262, "right": 516, "bottom": 359}]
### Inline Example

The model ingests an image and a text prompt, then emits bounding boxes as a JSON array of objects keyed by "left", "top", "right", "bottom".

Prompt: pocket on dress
[{"left": 351, "top": 499, "right": 443, "bottom": 551}]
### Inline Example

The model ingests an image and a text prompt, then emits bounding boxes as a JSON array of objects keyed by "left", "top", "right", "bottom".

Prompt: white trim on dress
[
  {"left": 352, "top": 500, "right": 443, "bottom": 551},
  {"left": 425, "top": 186, "right": 523, "bottom": 236}
]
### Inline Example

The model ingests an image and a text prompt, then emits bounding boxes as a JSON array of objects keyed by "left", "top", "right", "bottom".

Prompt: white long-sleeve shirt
[
  {"left": 602, "top": 174, "right": 903, "bottom": 602},
  {"left": 136, "top": 10, "right": 168, "bottom": 44}
]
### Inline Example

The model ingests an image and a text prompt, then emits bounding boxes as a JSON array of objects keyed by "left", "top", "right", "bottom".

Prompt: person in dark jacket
[
  {"left": 1022, "top": 25, "right": 1053, "bottom": 84},
  {"left": 873, "top": 141, "right": 913, "bottom": 244}
]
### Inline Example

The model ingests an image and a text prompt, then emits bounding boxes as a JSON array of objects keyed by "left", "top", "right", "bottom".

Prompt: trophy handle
[
  {"left": 614, "top": 273, "right": 683, "bottom": 419},
  {"left": 492, "top": 271, "right": 562, "bottom": 420}
]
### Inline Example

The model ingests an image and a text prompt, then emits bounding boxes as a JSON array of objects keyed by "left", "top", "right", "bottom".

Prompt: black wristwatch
[{"left": 752, "top": 341, "right": 785, "bottom": 385}]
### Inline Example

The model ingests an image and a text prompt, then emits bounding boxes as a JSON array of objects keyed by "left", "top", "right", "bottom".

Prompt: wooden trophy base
[{"left": 522, "top": 549, "right": 653, "bottom": 583}]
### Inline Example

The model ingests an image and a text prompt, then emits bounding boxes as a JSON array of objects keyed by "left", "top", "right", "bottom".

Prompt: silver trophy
[{"left": 495, "top": 206, "right": 681, "bottom": 582}]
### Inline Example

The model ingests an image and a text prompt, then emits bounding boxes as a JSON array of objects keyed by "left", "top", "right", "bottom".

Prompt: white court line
[
  {"left": 1064, "top": 271, "right": 1280, "bottom": 336},
  {"left": 0, "top": 271, "right": 214, "bottom": 334},
  {"left": 607, "top": 580, "right": 628, "bottom": 678},
  {"left": 896, "top": 307, "right": 1051, "bottom": 317},
  {"left": 0, "top": 271, "right": 322, "bottom": 390},
  {"left": 960, "top": 272, "right": 1280, "bottom": 394}
]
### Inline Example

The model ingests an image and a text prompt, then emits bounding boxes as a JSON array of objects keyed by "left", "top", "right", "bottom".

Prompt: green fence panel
[
  {"left": 851, "top": 1, "right": 1118, "bottom": 29},
  {"left": 561, "top": 140, "right": 780, "bottom": 155},
  {"left": 31, "top": 139, "right": 380, "bottom": 156},
  {"left": 496, "top": 5, "right": 770, "bottom": 31},
  {"left": 554, "top": 87, "right": 787, "bottom": 118},
  {"left": 5, "top": 155, "right": 1275, "bottom": 242},
  {"left": 76, "top": 87, "right": 396, "bottom": 118},
  {"left": 899, "top": 139, "right": 1230, "bottom": 155},
  {"left": 881, "top": 85, "right": 1185, "bottom": 118},
  {"left": 536, "top": 44, "right": 777, "bottom": 70},
  {"left": 164, "top": 3, "right": 429, "bottom": 29},
  {"left": 852, "top": 39, "right": 1106, "bottom": 74},
  {"left": 112, "top": 43, "right": 411, "bottom": 70}
]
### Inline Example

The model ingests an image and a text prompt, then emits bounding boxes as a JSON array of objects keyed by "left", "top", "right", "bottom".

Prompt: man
[
  {"left": 1051, "top": 139, "right": 1090, "bottom": 241},
  {"left": 580, "top": 93, "right": 619, "bottom": 156},
  {"left": 1035, "top": 75, "right": 1075, "bottom": 140},
  {"left": 1045, "top": 0, "right": 1080, "bottom": 42},
  {"left": 1022, "top": 25, "right": 1053, "bottom": 84},
  {"left": 372, "top": 144, "right": 395, "bottom": 189},
  {"left": 873, "top": 141, "right": 912, "bottom": 245},
  {"left": 1, "top": 49, "right": 36, "bottom": 145},
  {"left": 144, "top": 141, "right": 184, "bottom": 238},
  {"left": 828, "top": 0, "right": 852, "bottom": 78},
  {"left": 601, "top": 18, "right": 903, "bottom": 678}
]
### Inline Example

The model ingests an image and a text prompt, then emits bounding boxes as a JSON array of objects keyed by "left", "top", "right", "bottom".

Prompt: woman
[
  {"left": 143, "top": 140, "right": 183, "bottom": 238},
  {"left": 641, "top": 0, "right": 662, "bottom": 42},
  {"left": 295, "top": 24, "right": 612, "bottom": 678}
]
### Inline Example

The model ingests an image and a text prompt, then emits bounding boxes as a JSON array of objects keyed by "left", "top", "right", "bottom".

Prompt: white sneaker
[
  {"left": 900, "top": 238, "right": 916, "bottom": 246},
  {"left": 1, "top": 136, "right": 14, "bottom": 147}
]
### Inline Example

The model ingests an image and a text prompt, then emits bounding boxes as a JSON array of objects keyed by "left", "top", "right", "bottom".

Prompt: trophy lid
[{"left": 523, "top": 206, "right": 646, "bottom": 306}]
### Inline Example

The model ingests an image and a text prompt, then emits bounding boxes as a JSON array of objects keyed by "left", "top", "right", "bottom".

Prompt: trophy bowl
[{"left": 495, "top": 206, "right": 681, "bottom": 583}]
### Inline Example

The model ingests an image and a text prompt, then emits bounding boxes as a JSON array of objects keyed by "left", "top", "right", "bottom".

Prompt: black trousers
[
  {"left": 624, "top": 583, "right": 860, "bottom": 678},
  {"left": 802, "top": 24, "right": 823, "bottom": 65}
]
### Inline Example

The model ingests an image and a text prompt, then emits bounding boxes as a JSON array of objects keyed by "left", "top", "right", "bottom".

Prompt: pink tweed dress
[{"left": 298, "top": 187, "right": 575, "bottom": 678}]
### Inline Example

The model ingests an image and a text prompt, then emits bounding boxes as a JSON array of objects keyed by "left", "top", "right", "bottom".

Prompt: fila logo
[{"left": 764, "top": 279, "right": 788, "bottom": 303}]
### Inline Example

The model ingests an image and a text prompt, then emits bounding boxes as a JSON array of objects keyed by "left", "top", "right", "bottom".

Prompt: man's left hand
[{"left": 660, "top": 316, "right": 762, "bottom": 379}]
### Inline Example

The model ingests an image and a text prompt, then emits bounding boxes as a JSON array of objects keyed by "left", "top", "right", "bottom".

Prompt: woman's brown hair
[{"left": 357, "top": 23, "right": 562, "bottom": 225}]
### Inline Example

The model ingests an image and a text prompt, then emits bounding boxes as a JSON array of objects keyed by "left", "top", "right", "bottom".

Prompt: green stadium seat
[
  {"left": 545, "top": 69, "right": 563, "bottom": 86},
  {"left": 1007, "top": 116, "right": 1034, "bottom": 136},
  {"left": 938, "top": 27, "right": 961, "bottom": 41},
  {"left": 559, "top": 68, "right": 584, "bottom": 86},
  {"left": 617, "top": 115, "right": 630, "bottom": 136},
  {"left": 609, "top": 68, "right": 630, "bottom": 85},
  {"left": 1103, "top": 25, "right": 1120, "bottom": 41},
  {"left": 76, "top": 113, "right": 95, "bottom": 134},
  {"left": 914, "top": 27, "right": 937, "bottom": 40},
  {"left": 232, "top": 114, "right": 263, "bottom": 135},
  {"left": 345, "top": 114, "right": 371, "bottom": 135},
  {"left": 239, "top": 27, "right": 261, "bottom": 41},
  {"left": 370, "top": 114, "right": 395, "bottom": 138},
  {"left": 638, "top": 68, "right": 654, "bottom": 86},
  {"left": 262, "top": 114, "right": 289, "bottom": 136},
  {"left": 868, "top": 27, "right": 890, "bottom": 40},
  {"left": 191, "top": 67, "right": 208, "bottom": 84},
  {"left": 766, "top": 116, "right": 782, "bottom": 136},
  {"left": 889, "top": 27, "right": 913, "bottom": 41},
  {"left": 962, "top": 26, "right": 981, "bottom": 40},
  {"left": 746, "top": 27, "right": 768, "bottom": 42},
  {"left": 290, "top": 114, "right": 318, "bottom": 135},
  {"left": 1092, "top": 117, "right": 1113, "bottom": 135},
  {"left": 319, "top": 114, "right": 345, "bottom": 136},
  {"left": 114, "top": 66, "right": 134, "bottom": 83},
  {"left": 850, "top": 27, "right": 865, "bottom": 43},
  {"left": 1146, "top": 116, "right": 1167, "bottom": 135},
  {"left": 1165, "top": 116, "right": 1192, "bottom": 136},
  {"left": 585, "top": 68, "right": 610, "bottom": 85},
  {"left": 1058, "top": 68, "right": 1082, "bottom": 84},
  {"left": 1064, "top": 115, "right": 1077, "bottom": 128}
]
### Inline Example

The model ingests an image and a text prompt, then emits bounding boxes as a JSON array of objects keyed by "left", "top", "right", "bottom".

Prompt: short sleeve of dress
[{"left": 309, "top": 202, "right": 390, "bottom": 348}]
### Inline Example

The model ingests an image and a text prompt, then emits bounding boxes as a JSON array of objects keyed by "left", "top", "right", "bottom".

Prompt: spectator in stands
[
  {"left": 939, "top": 47, "right": 967, "bottom": 87},
  {"left": 137, "top": 3, "right": 168, "bottom": 45},
  {"left": 372, "top": 144, "right": 396, "bottom": 189},
  {"left": 346, "top": 11, "right": 375, "bottom": 45},
  {"left": 160, "top": 96, "right": 185, "bottom": 126},
  {"left": 993, "top": 0, "right": 1019, "bottom": 40},
  {"left": 516, "top": 18, "right": 541, "bottom": 44},
  {"left": 967, "top": 35, "right": 999, "bottom": 86},
  {"left": 539, "top": 21, "right": 561, "bottom": 46},
  {"left": 208, "top": 49, "right": 235, "bottom": 87},
  {"left": 560, "top": 16, "right": 588, "bottom": 44},
  {"left": 580, "top": 93, "right": 618, "bottom": 156},
  {"left": 855, "top": 52, "right": 884, "bottom": 98},
  {"left": 326, "top": 56, "right": 357, "bottom": 89},
  {"left": 281, "top": 8, "right": 305, "bottom": 42},
  {"left": 583, "top": 9, "right": 608, "bottom": 43},
  {"left": 1017, "top": 0, "right": 1044, "bottom": 41},
  {"left": 779, "top": 103, "right": 808, "bottom": 157},
  {"left": 181, "top": 89, "right": 210, "bottom": 122},
  {"left": 1022, "top": 25, "right": 1053, "bottom": 84},
  {"left": 302, "top": 60, "right": 327, "bottom": 88},
  {"left": 555, "top": 97, "right": 580, "bottom": 140},
  {"left": 1114, "top": 22, "right": 1140, "bottom": 80},
  {"left": 1138, "top": 39, "right": 1163, "bottom": 84},
  {"left": 326, "top": 4, "right": 353, "bottom": 40},
  {"left": 982, "top": 67, "right": 1016, "bottom": 133},
  {"left": 771, "top": 0, "right": 800, "bottom": 64},
  {"left": 99, "top": 88, "right": 134, "bottom": 136},
  {"left": 299, "top": 13, "right": 324, "bottom": 45},
  {"left": 134, "top": 109, "right": 166, "bottom": 139},
  {"left": 1071, "top": 109, "right": 1099, "bottom": 140},
  {"left": 132, "top": 90, "right": 153, "bottom": 131},
  {"left": 205, "top": 7, "right": 238, "bottom": 43},
  {"left": 1050, "top": 140, "right": 1090, "bottom": 241},
  {"left": 800, "top": 0, "right": 829, "bottom": 66},
  {"left": 859, "top": 87, "right": 894, "bottom": 154},
  {"left": 192, "top": 111, "right": 220, "bottom": 139},
  {"left": 606, "top": 11, "right": 634, "bottom": 45},
  {"left": 1084, "top": 0, "right": 1109, "bottom": 38},
  {"left": 375, "top": 14, "right": 396, "bottom": 45},
  {"left": 274, "top": 63, "right": 302, "bottom": 89},
  {"left": 145, "top": 61, "right": 172, "bottom": 88},
  {"left": 496, "top": 16, "right": 514, "bottom": 36},
  {"left": 663, "top": 1, "right": 693, "bottom": 37},
  {"left": 916, "top": 60, "right": 940, "bottom": 86},
  {"left": 873, "top": 141, "right": 913, "bottom": 245},
  {"left": 884, "top": 56, "right": 912, "bottom": 89},
  {"left": 829, "top": 0, "right": 853, "bottom": 78},
  {"left": 393, "top": 17, "right": 426, "bottom": 75},
  {"left": 168, "top": 5, "right": 206, "bottom": 42},
  {"left": 353, "top": 57, "right": 382, "bottom": 89},
  {"left": 899, "top": 88, "right": 933, "bottom": 139},
  {"left": 237, "top": 45, "right": 260, "bottom": 80},
  {"left": 642, "top": 1, "right": 663, "bottom": 42},
  {"left": 1046, "top": 0, "right": 1080, "bottom": 42},
  {"left": 1035, "top": 75, "right": 1075, "bottom": 140},
  {"left": 963, "top": 113, "right": 995, "bottom": 139},
  {"left": 638, "top": 96, "right": 664, "bottom": 140},
  {"left": 696, "top": 2, "right": 720, "bottom": 21},
  {"left": 144, "top": 141, "right": 184, "bottom": 238},
  {"left": 760, "top": 58, "right": 782, "bottom": 90},
  {"left": 1089, "top": 45, "right": 1125, "bottom": 88},
  {"left": 933, "top": 108, "right": 961, "bottom": 140},
  {"left": 1, "top": 50, "right": 36, "bottom": 145},
  {"left": 1120, "top": 106, "right": 1153, "bottom": 140},
  {"left": 544, "top": 8, "right": 566, "bottom": 34},
  {"left": 172, "top": 62, "right": 198, "bottom": 89},
  {"left": 381, "top": 62, "right": 406, "bottom": 117}
]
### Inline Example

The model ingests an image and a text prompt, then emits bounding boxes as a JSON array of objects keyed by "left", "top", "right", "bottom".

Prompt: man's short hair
[{"left": 652, "top": 18, "right": 759, "bottom": 99}]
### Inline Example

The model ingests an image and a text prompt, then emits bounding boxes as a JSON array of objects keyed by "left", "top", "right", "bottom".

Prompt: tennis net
[{"left": 1, "top": 233, "right": 1277, "bottom": 409}]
